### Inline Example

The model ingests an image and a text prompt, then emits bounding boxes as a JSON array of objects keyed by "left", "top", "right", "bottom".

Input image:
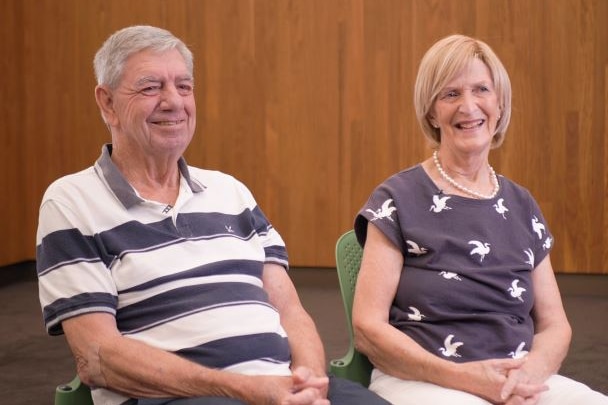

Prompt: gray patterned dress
[{"left": 355, "top": 164, "right": 553, "bottom": 362}]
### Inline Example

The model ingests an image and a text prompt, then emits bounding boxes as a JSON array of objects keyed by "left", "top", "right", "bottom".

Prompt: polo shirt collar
[{"left": 94, "top": 144, "right": 205, "bottom": 209}]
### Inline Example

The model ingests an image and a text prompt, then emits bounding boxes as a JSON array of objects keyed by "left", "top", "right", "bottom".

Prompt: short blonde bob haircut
[{"left": 414, "top": 34, "right": 512, "bottom": 149}]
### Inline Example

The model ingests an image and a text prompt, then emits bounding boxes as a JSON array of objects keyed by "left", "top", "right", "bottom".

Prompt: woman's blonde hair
[{"left": 414, "top": 34, "right": 511, "bottom": 149}]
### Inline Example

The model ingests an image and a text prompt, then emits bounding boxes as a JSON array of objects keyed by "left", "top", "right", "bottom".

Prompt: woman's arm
[
  {"left": 353, "top": 223, "right": 546, "bottom": 403},
  {"left": 526, "top": 255, "right": 572, "bottom": 379},
  {"left": 501, "top": 255, "right": 572, "bottom": 401}
]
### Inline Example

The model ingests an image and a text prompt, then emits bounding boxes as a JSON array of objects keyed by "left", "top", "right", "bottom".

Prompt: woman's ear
[{"left": 94, "top": 85, "right": 116, "bottom": 126}]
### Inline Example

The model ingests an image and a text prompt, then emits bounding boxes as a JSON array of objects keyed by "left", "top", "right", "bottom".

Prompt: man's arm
[
  {"left": 262, "top": 263, "right": 329, "bottom": 390},
  {"left": 62, "top": 313, "right": 253, "bottom": 399},
  {"left": 63, "top": 281, "right": 330, "bottom": 404}
]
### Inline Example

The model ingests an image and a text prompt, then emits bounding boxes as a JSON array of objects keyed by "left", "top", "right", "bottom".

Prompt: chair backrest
[
  {"left": 335, "top": 230, "right": 364, "bottom": 338},
  {"left": 329, "top": 230, "right": 373, "bottom": 386}
]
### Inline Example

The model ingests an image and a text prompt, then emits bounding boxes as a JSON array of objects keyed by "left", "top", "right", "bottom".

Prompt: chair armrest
[
  {"left": 329, "top": 346, "right": 373, "bottom": 387},
  {"left": 55, "top": 375, "right": 93, "bottom": 405}
]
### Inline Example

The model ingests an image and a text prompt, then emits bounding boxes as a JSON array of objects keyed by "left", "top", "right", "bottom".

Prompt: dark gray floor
[{"left": 1, "top": 262, "right": 606, "bottom": 403}]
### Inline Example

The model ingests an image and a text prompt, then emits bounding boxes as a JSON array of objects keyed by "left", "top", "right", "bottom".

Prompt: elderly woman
[{"left": 352, "top": 34, "right": 608, "bottom": 405}]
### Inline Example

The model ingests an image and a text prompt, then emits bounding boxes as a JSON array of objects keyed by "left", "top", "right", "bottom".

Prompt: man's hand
[
  {"left": 243, "top": 367, "right": 329, "bottom": 405},
  {"left": 286, "top": 366, "right": 329, "bottom": 404}
]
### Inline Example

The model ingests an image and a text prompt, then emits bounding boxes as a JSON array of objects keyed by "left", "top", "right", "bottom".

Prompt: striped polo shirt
[{"left": 36, "top": 144, "right": 291, "bottom": 404}]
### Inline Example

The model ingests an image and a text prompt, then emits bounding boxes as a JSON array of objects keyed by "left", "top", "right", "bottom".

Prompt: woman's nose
[{"left": 457, "top": 91, "right": 478, "bottom": 113}]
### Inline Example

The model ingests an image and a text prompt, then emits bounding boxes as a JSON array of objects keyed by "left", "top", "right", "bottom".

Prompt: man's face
[{"left": 104, "top": 48, "right": 196, "bottom": 158}]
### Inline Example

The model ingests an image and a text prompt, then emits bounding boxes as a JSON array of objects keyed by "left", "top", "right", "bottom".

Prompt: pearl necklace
[{"left": 433, "top": 150, "right": 499, "bottom": 199}]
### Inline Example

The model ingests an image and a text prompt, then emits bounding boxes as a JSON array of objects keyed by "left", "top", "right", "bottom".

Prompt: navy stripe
[
  {"left": 37, "top": 209, "right": 269, "bottom": 275},
  {"left": 264, "top": 245, "right": 288, "bottom": 264},
  {"left": 117, "top": 282, "right": 270, "bottom": 333},
  {"left": 176, "top": 333, "right": 291, "bottom": 369},
  {"left": 175, "top": 210, "right": 260, "bottom": 239},
  {"left": 36, "top": 228, "right": 113, "bottom": 274},
  {"left": 119, "top": 260, "right": 263, "bottom": 294},
  {"left": 250, "top": 206, "right": 274, "bottom": 235},
  {"left": 43, "top": 292, "right": 118, "bottom": 334}
]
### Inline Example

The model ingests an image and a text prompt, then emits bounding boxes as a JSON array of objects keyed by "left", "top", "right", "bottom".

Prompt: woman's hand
[
  {"left": 451, "top": 358, "right": 547, "bottom": 404},
  {"left": 500, "top": 366, "right": 547, "bottom": 405}
]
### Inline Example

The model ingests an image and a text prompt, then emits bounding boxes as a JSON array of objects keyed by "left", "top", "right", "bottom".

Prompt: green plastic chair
[
  {"left": 55, "top": 375, "right": 93, "bottom": 405},
  {"left": 329, "top": 230, "right": 373, "bottom": 387}
]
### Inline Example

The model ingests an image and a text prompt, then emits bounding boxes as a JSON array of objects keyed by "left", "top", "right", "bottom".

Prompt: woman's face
[{"left": 429, "top": 58, "right": 501, "bottom": 156}]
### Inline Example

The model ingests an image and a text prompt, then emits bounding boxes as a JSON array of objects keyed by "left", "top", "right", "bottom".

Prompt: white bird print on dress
[
  {"left": 407, "top": 240, "right": 428, "bottom": 255},
  {"left": 509, "top": 342, "right": 529, "bottom": 359},
  {"left": 429, "top": 194, "right": 452, "bottom": 213},
  {"left": 439, "top": 334, "right": 463, "bottom": 357},
  {"left": 366, "top": 198, "right": 397, "bottom": 222},
  {"left": 524, "top": 248, "right": 535, "bottom": 268},
  {"left": 407, "top": 306, "right": 426, "bottom": 321},
  {"left": 543, "top": 236, "right": 553, "bottom": 250},
  {"left": 225, "top": 225, "right": 234, "bottom": 233},
  {"left": 493, "top": 198, "right": 509, "bottom": 219},
  {"left": 532, "top": 216, "right": 545, "bottom": 239},
  {"left": 508, "top": 279, "right": 526, "bottom": 302},
  {"left": 469, "top": 240, "right": 491, "bottom": 262},
  {"left": 439, "top": 271, "right": 462, "bottom": 281}
]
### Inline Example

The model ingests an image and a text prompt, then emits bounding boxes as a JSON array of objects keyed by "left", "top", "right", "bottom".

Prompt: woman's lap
[{"left": 369, "top": 369, "right": 608, "bottom": 405}]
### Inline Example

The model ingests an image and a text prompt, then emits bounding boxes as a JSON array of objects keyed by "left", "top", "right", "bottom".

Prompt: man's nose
[{"left": 159, "top": 85, "right": 183, "bottom": 109}]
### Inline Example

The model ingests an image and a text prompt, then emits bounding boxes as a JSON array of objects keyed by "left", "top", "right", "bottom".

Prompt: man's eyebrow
[
  {"left": 134, "top": 75, "right": 194, "bottom": 86},
  {"left": 134, "top": 76, "right": 160, "bottom": 87}
]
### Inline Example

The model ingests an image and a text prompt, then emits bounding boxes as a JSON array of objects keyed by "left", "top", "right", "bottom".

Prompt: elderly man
[{"left": 36, "top": 25, "right": 388, "bottom": 405}]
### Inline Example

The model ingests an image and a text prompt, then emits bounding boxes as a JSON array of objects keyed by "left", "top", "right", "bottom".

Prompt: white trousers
[{"left": 369, "top": 369, "right": 608, "bottom": 405}]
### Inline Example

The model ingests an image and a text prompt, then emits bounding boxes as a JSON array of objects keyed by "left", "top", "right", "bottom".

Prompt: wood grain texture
[{"left": 2, "top": 0, "right": 606, "bottom": 272}]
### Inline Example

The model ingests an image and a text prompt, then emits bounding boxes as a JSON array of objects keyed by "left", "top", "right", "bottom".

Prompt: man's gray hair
[{"left": 94, "top": 25, "right": 193, "bottom": 89}]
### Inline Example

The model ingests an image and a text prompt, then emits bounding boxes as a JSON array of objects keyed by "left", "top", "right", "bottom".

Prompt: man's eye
[
  {"left": 178, "top": 84, "right": 193, "bottom": 95},
  {"left": 140, "top": 86, "right": 160, "bottom": 95}
]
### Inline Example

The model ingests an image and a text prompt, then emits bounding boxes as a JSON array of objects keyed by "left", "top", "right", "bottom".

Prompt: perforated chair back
[{"left": 328, "top": 230, "right": 373, "bottom": 386}]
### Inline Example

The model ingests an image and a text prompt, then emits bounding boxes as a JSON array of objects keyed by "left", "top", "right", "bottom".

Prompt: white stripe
[
  {"left": 113, "top": 236, "right": 265, "bottom": 290},
  {"left": 127, "top": 304, "right": 286, "bottom": 350},
  {"left": 223, "top": 359, "right": 292, "bottom": 376},
  {"left": 38, "top": 261, "right": 116, "bottom": 307}
]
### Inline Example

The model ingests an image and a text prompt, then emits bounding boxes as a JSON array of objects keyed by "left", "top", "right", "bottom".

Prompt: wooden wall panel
[{"left": 2, "top": 0, "right": 607, "bottom": 273}]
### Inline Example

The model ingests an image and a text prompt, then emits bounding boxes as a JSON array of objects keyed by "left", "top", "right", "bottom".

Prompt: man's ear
[{"left": 95, "top": 85, "right": 116, "bottom": 126}]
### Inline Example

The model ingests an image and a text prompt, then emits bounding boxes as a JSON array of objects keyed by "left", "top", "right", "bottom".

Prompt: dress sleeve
[
  {"left": 526, "top": 192, "right": 553, "bottom": 269},
  {"left": 354, "top": 180, "right": 406, "bottom": 254}
]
